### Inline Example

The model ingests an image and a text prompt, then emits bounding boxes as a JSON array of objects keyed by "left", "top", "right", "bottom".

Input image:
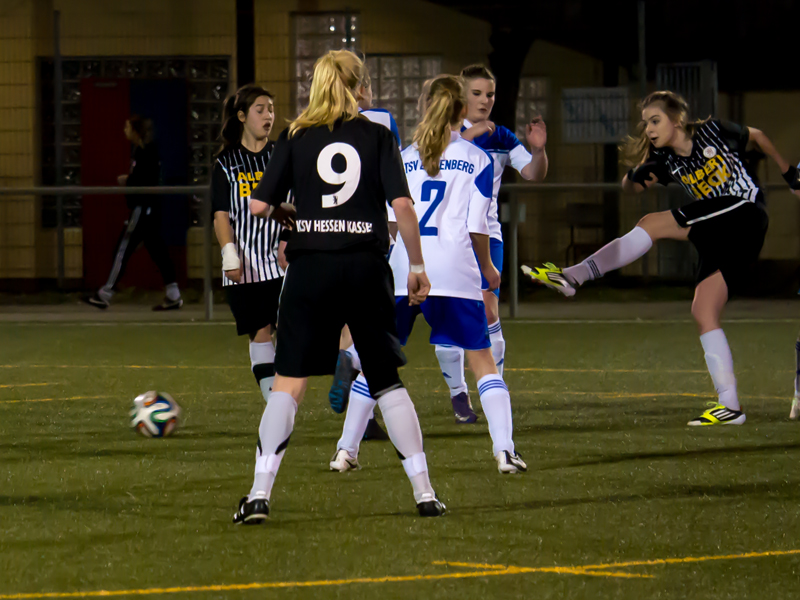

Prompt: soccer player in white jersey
[
  {"left": 211, "top": 85, "right": 284, "bottom": 404},
  {"left": 330, "top": 74, "right": 527, "bottom": 474},
  {"left": 434, "top": 65, "right": 548, "bottom": 424}
]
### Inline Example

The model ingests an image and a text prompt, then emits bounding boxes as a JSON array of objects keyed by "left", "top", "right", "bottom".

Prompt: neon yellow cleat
[
  {"left": 521, "top": 263, "right": 576, "bottom": 297},
  {"left": 687, "top": 402, "right": 746, "bottom": 426}
]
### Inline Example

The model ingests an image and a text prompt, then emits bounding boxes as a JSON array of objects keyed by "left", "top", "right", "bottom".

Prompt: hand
[
  {"left": 277, "top": 243, "right": 288, "bottom": 271},
  {"left": 117, "top": 175, "right": 128, "bottom": 186},
  {"left": 269, "top": 203, "right": 296, "bottom": 229},
  {"left": 526, "top": 118, "right": 547, "bottom": 150},
  {"left": 483, "top": 265, "right": 501, "bottom": 291},
  {"left": 407, "top": 271, "right": 431, "bottom": 306},
  {"left": 225, "top": 268, "right": 242, "bottom": 283},
  {"left": 644, "top": 172, "right": 659, "bottom": 188},
  {"left": 462, "top": 121, "right": 495, "bottom": 140}
]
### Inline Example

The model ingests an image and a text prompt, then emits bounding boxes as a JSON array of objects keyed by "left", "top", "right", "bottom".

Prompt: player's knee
[{"left": 435, "top": 344, "right": 460, "bottom": 363}]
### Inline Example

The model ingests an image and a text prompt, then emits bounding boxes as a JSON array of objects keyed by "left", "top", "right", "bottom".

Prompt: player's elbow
[
  {"left": 249, "top": 199, "right": 267, "bottom": 217},
  {"left": 391, "top": 197, "right": 413, "bottom": 216}
]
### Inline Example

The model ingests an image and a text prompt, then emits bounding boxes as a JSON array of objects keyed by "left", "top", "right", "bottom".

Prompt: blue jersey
[
  {"left": 463, "top": 120, "right": 532, "bottom": 240},
  {"left": 360, "top": 108, "right": 401, "bottom": 147}
]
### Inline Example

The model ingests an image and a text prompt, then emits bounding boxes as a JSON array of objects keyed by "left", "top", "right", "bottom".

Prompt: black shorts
[
  {"left": 672, "top": 197, "right": 768, "bottom": 291},
  {"left": 275, "top": 250, "right": 405, "bottom": 395},
  {"left": 225, "top": 278, "right": 283, "bottom": 336}
]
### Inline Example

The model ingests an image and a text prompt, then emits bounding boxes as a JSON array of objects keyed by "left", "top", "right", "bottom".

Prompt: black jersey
[
  {"left": 649, "top": 119, "right": 762, "bottom": 204},
  {"left": 251, "top": 117, "right": 410, "bottom": 260},
  {"left": 212, "top": 142, "right": 283, "bottom": 285},
  {"left": 126, "top": 142, "right": 161, "bottom": 209}
]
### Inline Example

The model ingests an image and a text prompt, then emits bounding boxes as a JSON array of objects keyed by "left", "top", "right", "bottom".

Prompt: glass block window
[
  {"left": 38, "top": 56, "right": 230, "bottom": 228},
  {"left": 366, "top": 55, "right": 442, "bottom": 148},
  {"left": 515, "top": 77, "right": 549, "bottom": 142},
  {"left": 293, "top": 13, "right": 359, "bottom": 118}
]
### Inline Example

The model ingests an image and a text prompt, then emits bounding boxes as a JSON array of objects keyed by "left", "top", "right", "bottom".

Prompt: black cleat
[
  {"left": 152, "top": 297, "right": 183, "bottom": 311},
  {"left": 363, "top": 417, "right": 390, "bottom": 441},
  {"left": 451, "top": 391, "right": 478, "bottom": 424},
  {"left": 232, "top": 494, "right": 269, "bottom": 525},
  {"left": 416, "top": 493, "right": 446, "bottom": 517}
]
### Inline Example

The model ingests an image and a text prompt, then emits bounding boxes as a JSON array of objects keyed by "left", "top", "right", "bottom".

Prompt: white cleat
[
  {"left": 791, "top": 396, "right": 800, "bottom": 420},
  {"left": 329, "top": 448, "right": 360, "bottom": 472},
  {"left": 495, "top": 450, "right": 527, "bottom": 474}
]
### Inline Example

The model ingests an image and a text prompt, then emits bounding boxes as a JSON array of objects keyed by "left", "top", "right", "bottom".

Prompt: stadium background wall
[{"left": 0, "top": 0, "right": 799, "bottom": 285}]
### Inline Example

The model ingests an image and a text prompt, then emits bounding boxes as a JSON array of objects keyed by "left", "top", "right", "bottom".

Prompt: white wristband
[
  {"left": 221, "top": 243, "right": 240, "bottom": 271},
  {"left": 410, "top": 263, "right": 425, "bottom": 274}
]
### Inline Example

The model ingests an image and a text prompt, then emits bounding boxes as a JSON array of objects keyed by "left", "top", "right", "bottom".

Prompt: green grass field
[{"left": 2, "top": 314, "right": 800, "bottom": 599}]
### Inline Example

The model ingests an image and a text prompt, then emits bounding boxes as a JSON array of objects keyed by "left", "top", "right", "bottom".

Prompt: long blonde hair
[
  {"left": 620, "top": 90, "right": 710, "bottom": 166},
  {"left": 413, "top": 75, "right": 466, "bottom": 176},
  {"left": 289, "top": 50, "right": 362, "bottom": 138}
]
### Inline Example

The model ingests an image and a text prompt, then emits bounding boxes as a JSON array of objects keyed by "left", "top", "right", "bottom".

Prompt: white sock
[
  {"left": 401, "top": 452, "right": 435, "bottom": 503},
  {"left": 98, "top": 286, "right": 114, "bottom": 301},
  {"left": 563, "top": 226, "right": 653, "bottom": 286},
  {"left": 249, "top": 341, "right": 276, "bottom": 402},
  {"left": 434, "top": 345, "right": 468, "bottom": 397},
  {"left": 487, "top": 321, "right": 506, "bottom": 377},
  {"left": 345, "top": 343, "right": 362, "bottom": 372},
  {"left": 377, "top": 386, "right": 434, "bottom": 499},
  {"left": 477, "top": 374, "right": 514, "bottom": 456},
  {"left": 700, "top": 329, "right": 740, "bottom": 411},
  {"left": 337, "top": 374, "right": 375, "bottom": 456},
  {"left": 165, "top": 282, "right": 181, "bottom": 301},
  {"left": 250, "top": 391, "right": 297, "bottom": 500}
]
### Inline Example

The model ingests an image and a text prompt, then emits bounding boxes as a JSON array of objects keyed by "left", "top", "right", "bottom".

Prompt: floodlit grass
[{"left": 1, "top": 316, "right": 799, "bottom": 599}]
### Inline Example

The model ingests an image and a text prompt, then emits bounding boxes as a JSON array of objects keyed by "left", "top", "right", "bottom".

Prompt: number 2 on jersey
[
  {"left": 317, "top": 143, "right": 361, "bottom": 208},
  {"left": 418, "top": 181, "right": 446, "bottom": 236}
]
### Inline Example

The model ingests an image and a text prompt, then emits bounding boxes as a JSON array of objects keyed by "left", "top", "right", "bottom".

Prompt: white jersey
[
  {"left": 391, "top": 132, "right": 493, "bottom": 301},
  {"left": 462, "top": 119, "right": 532, "bottom": 241},
  {"left": 361, "top": 107, "right": 402, "bottom": 221}
]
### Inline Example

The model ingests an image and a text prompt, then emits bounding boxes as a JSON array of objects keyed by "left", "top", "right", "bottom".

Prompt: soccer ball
[{"left": 130, "top": 391, "right": 181, "bottom": 438}]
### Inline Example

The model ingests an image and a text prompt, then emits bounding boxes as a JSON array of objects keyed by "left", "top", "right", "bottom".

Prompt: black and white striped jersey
[
  {"left": 650, "top": 120, "right": 762, "bottom": 204},
  {"left": 211, "top": 143, "right": 283, "bottom": 285}
]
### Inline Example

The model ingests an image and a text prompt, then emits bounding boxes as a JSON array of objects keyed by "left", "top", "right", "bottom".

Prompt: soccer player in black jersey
[
  {"left": 231, "top": 50, "right": 444, "bottom": 524},
  {"left": 526, "top": 91, "right": 800, "bottom": 427},
  {"left": 85, "top": 116, "right": 182, "bottom": 310},
  {"left": 211, "top": 84, "right": 283, "bottom": 404}
]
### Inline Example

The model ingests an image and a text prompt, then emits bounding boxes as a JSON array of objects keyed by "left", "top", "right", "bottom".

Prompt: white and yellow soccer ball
[{"left": 130, "top": 391, "right": 181, "bottom": 438}]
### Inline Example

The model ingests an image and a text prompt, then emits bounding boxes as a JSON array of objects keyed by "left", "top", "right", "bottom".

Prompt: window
[
  {"left": 366, "top": 55, "right": 442, "bottom": 148},
  {"left": 292, "top": 12, "right": 359, "bottom": 118},
  {"left": 515, "top": 77, "right": 549, "bottom": 142},
  {"left": 38, "top": 56, "right": 230, "bottom": 227}
]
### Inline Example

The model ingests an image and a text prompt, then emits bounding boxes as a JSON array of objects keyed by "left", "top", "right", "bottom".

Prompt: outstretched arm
[{"left": 748, "top": 128, "right": 800, "bottom": 198}]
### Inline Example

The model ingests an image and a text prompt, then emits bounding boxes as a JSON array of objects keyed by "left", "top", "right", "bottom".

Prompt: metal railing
[{"left": 0, "top": 182, "right": 793, "bottom": 320}]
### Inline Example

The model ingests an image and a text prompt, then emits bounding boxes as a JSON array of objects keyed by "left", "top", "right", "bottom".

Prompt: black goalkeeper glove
[
  {"left": 627, "top": 161, "right": 659, "bottom": 186},
  {"left": 782, "top": 165, "right": 800, "bottom": 190}
]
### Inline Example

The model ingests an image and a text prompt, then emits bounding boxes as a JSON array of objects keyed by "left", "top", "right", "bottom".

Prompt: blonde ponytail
[
  {"left": 413, "top": 75, "right": 465, "bottom": 176},
  {"left": 289, "top": 50, "right": 362, "bottom": 138}
]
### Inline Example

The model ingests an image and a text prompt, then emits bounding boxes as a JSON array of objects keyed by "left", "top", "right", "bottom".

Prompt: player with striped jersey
[
  {"left": 526, "top": 91, "right": 800, "bottom": 426},
  {"left": 330, "top": 75, "right": 526, "bottom": 475},
  {"left": 433, "top": 64, "right": 548, "bottom": 424},
  {"left": 212, "top": 85, "right": 284, "bottom": 405}
]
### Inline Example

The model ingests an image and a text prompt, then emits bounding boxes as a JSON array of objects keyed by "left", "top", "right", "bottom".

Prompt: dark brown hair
[
  {"left": 217, "top": 84, "right": 274, "bottom": 155},
  {"left": 460, "top": 64, "right": 496, "bottom": 82}
]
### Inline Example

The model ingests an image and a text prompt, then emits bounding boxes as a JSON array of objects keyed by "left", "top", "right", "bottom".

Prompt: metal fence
[{"left": 0, "top": 182, "right": 794, "bottom": 320}]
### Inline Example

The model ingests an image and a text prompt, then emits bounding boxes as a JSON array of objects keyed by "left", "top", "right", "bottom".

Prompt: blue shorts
[
  {"left": 395, "top": 296, "right": 490, "bottom": 350},
  {"left": 477, "top": 238, "right": 504, "bottom": 298}
]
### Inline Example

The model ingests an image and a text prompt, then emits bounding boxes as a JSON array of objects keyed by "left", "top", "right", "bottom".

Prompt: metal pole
[
  {"left": 203, "top": 188, "right": 214, "bottom": 321},
  {"left": 508, "top": 191, "right": 519, "bottom": 319},
  {"left": 638, "top": 1, "right": 646, "bottom": 99},
  {"left": 54, "top": 10, "right": 64, "bottom": 288}
]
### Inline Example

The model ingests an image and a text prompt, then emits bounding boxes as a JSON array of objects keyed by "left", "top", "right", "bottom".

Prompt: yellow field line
[
  {"left": 580, "top": 548, "right": 800, "bottom": 571},
  {"left": 0, "top": 395, "right": 110, "bottom": 405},
  {"left": 0, "top": 365, "right": 709, "bottom": 373},
  {"left": 0, "top": 383, "right": 55, "bottom": 389},
  {"left": 6, "top": 547, "right": 795, "bottom": 599}
]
